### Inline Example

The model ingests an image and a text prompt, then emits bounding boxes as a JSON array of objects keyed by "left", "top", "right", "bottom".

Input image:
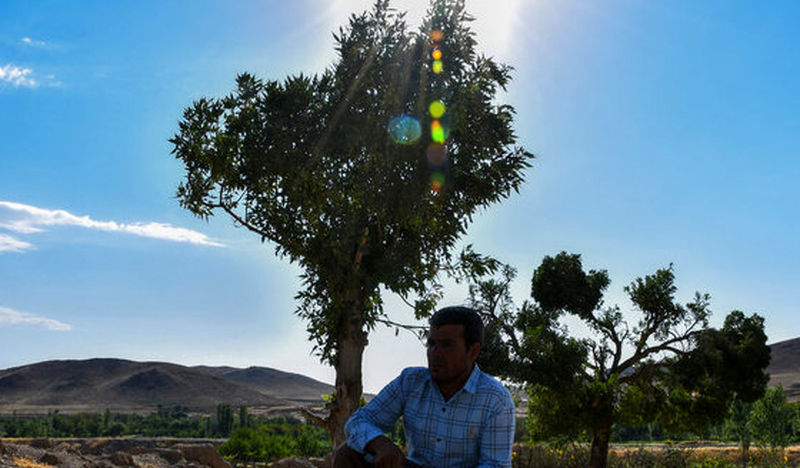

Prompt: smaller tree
[
  {"left": 724, "top": 399, "right": 753, "bottom": 468},
  {"left": 471, "top": 252, "right": 770, "bottom": 468},
  {"left": 749, "top": 385, "right": 795, "bottom": 458}
]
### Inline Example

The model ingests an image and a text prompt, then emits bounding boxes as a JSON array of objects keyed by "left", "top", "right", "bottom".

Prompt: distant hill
[
  {"left": 767, "top": 337, "right": 800, "bottom": 400},
  {"left": 198, "top": 366, "right": 334, "bottom": 404},
  {"left": 0, "top": 358, "right": 333, "bottom": 415}
]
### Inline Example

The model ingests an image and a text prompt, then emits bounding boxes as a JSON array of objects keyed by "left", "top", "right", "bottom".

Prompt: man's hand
[{"left": 366, "top": 435, "right": 405, "bottom": 468}]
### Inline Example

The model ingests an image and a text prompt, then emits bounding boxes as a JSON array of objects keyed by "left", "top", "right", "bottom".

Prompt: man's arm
[
  {"left": 344, "top": 371, "right": 407, "bottom": 454},
  {"left": 475, "top": 396, "right": 516, "bottom": 468}
]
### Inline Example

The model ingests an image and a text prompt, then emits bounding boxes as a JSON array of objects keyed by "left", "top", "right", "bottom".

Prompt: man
[{"left": 334, "top": 306, "right": 515, "bottom": 468}]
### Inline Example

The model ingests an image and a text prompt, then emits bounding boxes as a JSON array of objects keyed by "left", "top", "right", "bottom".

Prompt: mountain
[
  {"left": 0, "top": 358, "right": 333, "bottom": 414},
  {"left": 767, "top": 337, "right": 800, "bottom": 400}
]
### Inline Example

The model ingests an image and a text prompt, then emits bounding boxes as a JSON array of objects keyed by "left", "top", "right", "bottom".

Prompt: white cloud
[
  {"left": 0, "top": 63, "right": 38, "bottom": 88},
  {"left": 0, "top": 233, "right": 34, "bottom": 253},
  {"left": 0, "top": 201, "right": 224, "bottom": 249},
  {"left": 0, "top": 306, "right": 72, "bottom": 331},
  {"left": 20, "top": 37, "right": 49, "bottom": 48}
]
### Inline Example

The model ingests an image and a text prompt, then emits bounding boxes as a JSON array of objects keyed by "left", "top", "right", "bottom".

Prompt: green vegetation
[
  {"left": 218, "top": 422, "right": 329, "bottom": 462},
  {"left": 1, "top": 394, "right": 799, "bottom": 466},
  {"left": 0, "top": 406, "right": 208, "bottom": 438},
  {"left": 169, "top": 0, "right": 531, "bottom": 444},
  {"left": 0, "top": 405, "right": 327, "bottom": 449}
]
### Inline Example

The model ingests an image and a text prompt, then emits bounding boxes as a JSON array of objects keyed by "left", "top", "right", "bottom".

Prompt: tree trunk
[
  {"left": 328, "top": 319, "right": 367, "bottom": 446},
  {"left": 588, "top": 426, "right": 611, "bottom": 468},
  {"left": 740, "top": 438, "right": 749, "bottom": 468},
  {"left": 302, "top": 314, "right": 367, "bottom": 447}
]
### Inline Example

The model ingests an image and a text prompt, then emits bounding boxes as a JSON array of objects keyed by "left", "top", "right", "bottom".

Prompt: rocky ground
[{"left": 0, "top": 438, "right": 235, "bottom": 468}]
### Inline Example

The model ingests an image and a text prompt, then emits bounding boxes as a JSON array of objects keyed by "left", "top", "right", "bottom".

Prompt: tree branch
[
  {"left": 618, "top": 328, "right": 703, "bottom": 373},
  {"left": 209, "top": 199, "right": 274, "bottom": 242},
  {"left": 375, "top": 317, "right": 427, "bottom": 340},
  {"left": 353, "top": 227, "right": 369, "bottom": 273},
  {"left": 300, "top": 408, "right": 330, "bottom": 430}
]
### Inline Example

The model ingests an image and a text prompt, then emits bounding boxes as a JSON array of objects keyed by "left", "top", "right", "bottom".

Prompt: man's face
[{"left": 426, "top": 324, "right": 480, "bottom": 386}]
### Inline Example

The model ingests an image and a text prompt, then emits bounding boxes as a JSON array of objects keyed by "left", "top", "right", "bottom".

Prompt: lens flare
[
  {"left": 387, "top": 115, "right": 421, "bottom": 145},
  {"left": 426, "top": 143, "right": 447, "bottom": 166},
  {"left": 432, "top": 48, "right": 442, "bottom": 60},
  {"left": 431, "top": 120, "right": 446, "bottom": 143},
  {"left": 432, "top": 60, "right": 444, "bottom": 74},
  {"left": 430, "top": 171, "right": 445, "bottom": 193},
  {"left": 430, "top": 30, "right": 444, "bottom": 42},
  {"left": 428, "top": 100, "right": 446, "bottom": 119}
]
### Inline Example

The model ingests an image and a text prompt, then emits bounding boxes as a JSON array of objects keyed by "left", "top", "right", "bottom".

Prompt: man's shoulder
[
  {"left": 475, "top": 369, "right": 515, "bottom": 408},
  {"left": 398, "top": 366, "right": 431, "bottom": 382}
]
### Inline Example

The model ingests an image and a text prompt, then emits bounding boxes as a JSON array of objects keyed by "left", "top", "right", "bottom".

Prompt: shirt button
[
  {"left": 437, "top": 438, "right": 442, "bottom": 442},
  {"left": 441, "top": 407, "right": 446, "bottom": 412}
]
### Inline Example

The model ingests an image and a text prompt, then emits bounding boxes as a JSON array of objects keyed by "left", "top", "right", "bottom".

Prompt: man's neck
[{"left": 436, "top": 364, "right": 474, "bottom": 401}]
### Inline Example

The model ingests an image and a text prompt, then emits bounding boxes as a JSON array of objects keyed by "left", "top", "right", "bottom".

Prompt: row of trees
[{"left": 0, "top": 405, "right": 277, "bottom": 439}]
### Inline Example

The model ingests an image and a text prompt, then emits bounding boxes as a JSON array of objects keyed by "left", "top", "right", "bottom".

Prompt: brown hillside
[
  {"left": 199, "top": 366, "right": 334, "bottom": 404},
  {"left": 768, "top": 337, "right": 800, "bottom": 400},
  {"left": 0, "top": 358, "right": 304, "bottom": 414}
]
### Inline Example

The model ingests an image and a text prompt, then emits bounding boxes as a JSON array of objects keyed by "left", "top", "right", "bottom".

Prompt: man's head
[{"left": 426, "top": 306, "right": 484, "bottom": 389}]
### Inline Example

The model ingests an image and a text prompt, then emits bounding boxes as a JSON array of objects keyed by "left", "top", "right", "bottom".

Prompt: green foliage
[
  {"left": 388, "top": 418, "right": 406, "bottom": 448},
  {"left": 724, "top": 399, "right": 753, "bottom": 465},
  {"left": 749, "top": 385, "right": 794, "bottom": 453},
  {"left": 238, "top": 405, "right": 250, "bottom": 428},
  {"left": 0, "top": 407, "right": 208, "bottom": 438},
  {"left": 0, "top": 407, "right": 333, "bottom": 452},
  {"left": 218, "top": 419, "right": 329, "bottom": 462},
  {"left": 670, "top": 311, "right": 771, "bottom": 434},
  {"left": 169, "top": 0, "right": 532, "bottom": 365},
  {"left": 471, "top": 252, "right": 771, "bottom": 468},
  {"left": 216, "top": 404, "right": 235, "bottom": 437}
]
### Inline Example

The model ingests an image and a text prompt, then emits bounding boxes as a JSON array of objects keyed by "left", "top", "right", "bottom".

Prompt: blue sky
[{"left": 1, "top": 0, "right": 798, "bottom": 393}]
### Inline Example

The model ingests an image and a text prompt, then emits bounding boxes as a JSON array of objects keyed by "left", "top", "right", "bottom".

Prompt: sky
[{"left": 1, "top": 0, "right": 799, "bottom": 394}]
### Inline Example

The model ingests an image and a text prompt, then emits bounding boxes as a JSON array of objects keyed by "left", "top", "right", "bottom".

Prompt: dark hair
[{"left": 429, "top": 306, "right": 484, "bottom": 349}]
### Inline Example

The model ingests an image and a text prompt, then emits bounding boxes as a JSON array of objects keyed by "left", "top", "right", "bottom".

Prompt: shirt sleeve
[
  {"left": 344, "top": 370, "right": 408, "bottom": 453},
  {"left": 475, "top": 392, "right": 515, "bottom": 468}
]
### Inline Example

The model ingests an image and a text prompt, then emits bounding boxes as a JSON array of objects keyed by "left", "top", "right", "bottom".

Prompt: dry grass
[
  {"left": 512, "top": 443, "right": 800, "bottom": 467},
  {"left": 11, "top": 457, "right": 54, "bottom": 468}
]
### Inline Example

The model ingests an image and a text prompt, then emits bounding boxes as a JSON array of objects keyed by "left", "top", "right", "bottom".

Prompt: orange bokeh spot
[
  {"left": 430, "top": 30, "right": 444, "bottom": 42},
  {"left": 432, "top": 48, "right": 442, "bottom": 60},
  {"left": 430, "top": 172, "right": 445, "bottom": 193}
]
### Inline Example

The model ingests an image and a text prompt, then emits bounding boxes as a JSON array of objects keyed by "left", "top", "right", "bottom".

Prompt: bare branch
[
  {"left": 376, "top": 317, "right": 427, "bottom": 341},
  {"left": 300, "top": 408, "right": 330, "bottom": 429},
  {"left": 211, "top": 200, "right": 274, "bottom": 241}
]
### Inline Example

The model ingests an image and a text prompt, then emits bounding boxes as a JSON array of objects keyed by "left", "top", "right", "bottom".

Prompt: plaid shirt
[{"left": 345, "top": 365, "right": 515, "bottom": 468}]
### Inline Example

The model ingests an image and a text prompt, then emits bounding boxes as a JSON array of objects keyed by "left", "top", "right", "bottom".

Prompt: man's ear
[{"left": 468, "top": 342, "right": 481, "bottom": 363}]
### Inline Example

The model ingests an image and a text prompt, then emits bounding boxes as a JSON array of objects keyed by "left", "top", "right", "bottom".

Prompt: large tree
[
  {"left": 472, "top": 252, "right": 770, "bottom": 468},
  {"left": 170, "top": 0, "right": 531, "bottom": 444}
]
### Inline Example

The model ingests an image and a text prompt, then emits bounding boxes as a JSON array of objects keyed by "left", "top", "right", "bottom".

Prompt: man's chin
[{"left": 428, "top": 368, "right": 447, "bottom": 382}]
